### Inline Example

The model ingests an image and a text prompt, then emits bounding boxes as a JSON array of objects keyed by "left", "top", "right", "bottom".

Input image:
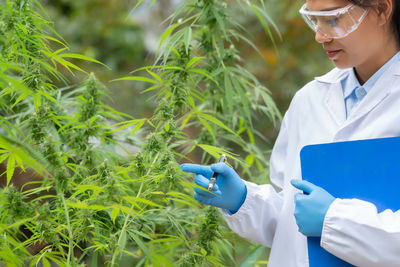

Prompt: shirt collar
[
  {"left": 342, "top": 69, "right": 359, "bottom": 99},
  {"left": 342, "top": 51, "right": 400, "bottom": 98}
]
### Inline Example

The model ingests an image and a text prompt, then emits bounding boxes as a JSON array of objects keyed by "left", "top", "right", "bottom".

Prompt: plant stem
[
  {"left": 110, "top": 214, "right": 128, "bottom": 266},
  {"left": 110, "top": 152, "right": 160, "bottom": 266},
  {"left": 136, "top": 152, "right": 160, "bottom": 198},
  {"left": 61, "top": 193, "right": 74, "bottom": 265}
]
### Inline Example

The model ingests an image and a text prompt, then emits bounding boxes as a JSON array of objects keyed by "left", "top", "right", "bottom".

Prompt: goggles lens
[{"left": 299, "top": 3, "right": 369, "bottom": 38}]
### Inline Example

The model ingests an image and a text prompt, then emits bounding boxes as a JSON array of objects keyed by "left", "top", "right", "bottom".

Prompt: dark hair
[{"left": 348, "top": 0, "right": 400, "bottom": 44}]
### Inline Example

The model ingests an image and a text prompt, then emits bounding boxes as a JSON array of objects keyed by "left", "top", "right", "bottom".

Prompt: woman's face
[{"left": 306, "top": 0, "right": 391, "bottom": 70}]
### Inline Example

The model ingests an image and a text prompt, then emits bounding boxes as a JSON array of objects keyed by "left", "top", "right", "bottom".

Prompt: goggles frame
[
  {"left": 299, "top": 3, "right": 369, "bottom": 39},
  {"left": 299, "top": 3, "right": 355, "bottom": 17}
]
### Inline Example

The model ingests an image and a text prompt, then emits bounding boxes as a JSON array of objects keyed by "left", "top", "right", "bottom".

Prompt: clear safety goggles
[{"left": 299, "top": 3, "right": 369, "bottom": 38}]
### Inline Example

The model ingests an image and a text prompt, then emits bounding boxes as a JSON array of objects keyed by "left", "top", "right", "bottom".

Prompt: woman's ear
[{"left": 375, "top": 0, "right": 394, "bottom": 26}]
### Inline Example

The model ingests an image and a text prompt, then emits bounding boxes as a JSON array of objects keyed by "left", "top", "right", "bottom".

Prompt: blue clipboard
[{"left": 300, "top": 136, "right": 400, "bottom": 267}]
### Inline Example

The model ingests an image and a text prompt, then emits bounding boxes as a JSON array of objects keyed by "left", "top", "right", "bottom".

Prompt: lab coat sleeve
[
  {"left": 221, "top": 181, "right": 283, "bottom": 247},
  {"left": 220, "top": 111, "right": 290, "bottom": 247},
  {"left": 321, "top": 198, "right": 400, "bottom": 267}
]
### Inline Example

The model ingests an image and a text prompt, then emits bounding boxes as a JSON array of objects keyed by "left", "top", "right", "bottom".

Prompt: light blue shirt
[{"left": 341, "top": 51, "right": 400, "bottom": 118}]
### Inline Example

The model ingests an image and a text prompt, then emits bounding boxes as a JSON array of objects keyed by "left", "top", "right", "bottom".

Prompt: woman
[{"left": 181, "top": 0, "right": 400, "bottom": 266}]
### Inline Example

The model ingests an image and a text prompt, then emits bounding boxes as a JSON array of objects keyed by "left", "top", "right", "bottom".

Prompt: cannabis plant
[
  {"left": 114, "top": 0, "right": 281, "bottom": 265},
  {"left": 0, "top": 0, "right": 280, "bottom": 266}
]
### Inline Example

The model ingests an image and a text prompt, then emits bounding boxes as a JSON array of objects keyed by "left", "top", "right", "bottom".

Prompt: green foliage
[
  {"left": 0, "top": 0, "right": 280, "bottom": 266},
  {"left": 233, "top": 0, "right": 332, "bottom": 113},
  {"left": 40, "top": 0, "right": 150, "bottom": 117}
]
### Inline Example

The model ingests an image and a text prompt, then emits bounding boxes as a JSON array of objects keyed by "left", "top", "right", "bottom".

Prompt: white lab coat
[{"left": 223, "top": 61, "right": 400, "bottom": 267}]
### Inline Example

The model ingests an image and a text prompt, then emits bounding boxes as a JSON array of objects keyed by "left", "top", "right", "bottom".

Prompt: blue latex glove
[
  {"left": 291, "top": 179, "right": 335, "bottom": 237},
  {"left": 180, "top": 162, "right": 247, "bottom": 214}
]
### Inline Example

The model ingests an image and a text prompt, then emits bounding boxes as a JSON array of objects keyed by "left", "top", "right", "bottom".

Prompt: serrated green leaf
[
  {"left": 198, "top": 117, "right": 216, "bottom": 141},
  {"left": 38, "top": 90, "right": 59, "bottom": 105},
  {"left": 67, "top": 201, "right": 88, "bottom": 209},
  {"left": 11, "top": 91, "right": 30, "bottom": 109},
  {"left": 42, "top": 257, "right": 51, "bottom": 267},
  {"left": 249, "top": 4, "right": 278, "bottom": 49},
  {"left": 245, "top": 154, "right": 255, "bottom": 166},
  {"left": 139, "top": 85, "right": 160, "bottom": 94},
  {"left": 184, "top": 27, "right": 192, "bottom": 54},
  {"left": 124, "top": 196, "right": 163, "bottom": 208},
  {"left": 185, "top": 57, "right": 204, "bottom": 70},
  {"left": 6, "top": 154, "right": 15, "bottom": 186},
  {"left": 111, "top": 207, "right": 120, "bottom": 224},
  {"left": 212, "top": 9, "right": 228, "bottom": 40},
  {"left": 132, "top": 0, "right": 145, "bottom": 10},
  {"left": 188, "top": 69, "right": 218, "bottom": 85},
  {"left": 111, "top": 76, "right": 159, "bottom": 84},
  {"left": 156, "top": 23, "right": 181, "bottom": 57},
  {"left": 146, "top": 69, "right": 163, "bottom": 84},
  {"left": 196, "top": 144, "right": 246, "bottom": 166},
  {"left": 110, "top": 119, "right": 146, "bottom": 133},
  {"left": 130, "top": 120, "right": 145, "bottom": 136},
  {"left": 59, "top": 53, "right": 110, "bottom": 69},
  {"left": 0, "top": 135, "right": 45, "bottom": 175},
  {"left": 118, "top": 228, "right": 127, "bottom": 249},
  {"left": 224, "top": 71, "right": 234, "bottom": 116},
  {"left": 128, "top": 232, "right": 151, "bottom": 260},
  {"left": 231, "top": 77, "right": 253, "bottom": 128},
  {"left": 0, "top": 154, "right": 9, "bottom": 166},
  {"left": 87, "top": 205, "right": 108, "bottom": 211},
  {"left": 197, "top": 113, "right": 236, "bottom": 135},
  {"left": 164, "top": 122, "right": 170, "bottom": 132},
  {"left": 247, "top": 129, "right": 255, "bottom": 145}
]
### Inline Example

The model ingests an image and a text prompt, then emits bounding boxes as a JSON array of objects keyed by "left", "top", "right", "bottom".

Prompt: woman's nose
[{"left": 315, "top": 30, "right": 333, "bottom": 43}]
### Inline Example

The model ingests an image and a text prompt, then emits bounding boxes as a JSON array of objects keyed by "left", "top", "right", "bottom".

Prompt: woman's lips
[{"left": 326, "top": 49, "right": 342, "bottom": 59}]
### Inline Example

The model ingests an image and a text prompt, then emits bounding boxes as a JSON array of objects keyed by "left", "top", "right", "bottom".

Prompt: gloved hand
[
  {"left": 180, "top": 162, "right": 247, "bottom": 214},
  {"left": 291, "top": 179, "right": 335, "bottom": 237}
]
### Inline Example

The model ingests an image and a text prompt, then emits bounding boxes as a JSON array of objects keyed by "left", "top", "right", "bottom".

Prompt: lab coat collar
[
  {"left": 324, "top": 82, "right": 346, "bottom": 125},
  {"left": 314, "top": 68, "right": 351, "bottom": 84},
  {"left": 321, "top": 61, "right": 400, "bottom": 127},
  {"left": 315, "top": 60, "right": 400, "bottom": 84},
  {"left": 317, "top": 68, "right": 352, "bottom": 126},
  {"left": 345, "top": 61, "right": 400, "bottom": 120}
]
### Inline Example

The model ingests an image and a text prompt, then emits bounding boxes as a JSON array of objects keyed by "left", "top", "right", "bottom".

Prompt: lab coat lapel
[
  {"left": 324, "top": 82, "right": 346, "bottom": 126},
  {"left": 343, "top": 62, "right": 400, "bottom": 127}
]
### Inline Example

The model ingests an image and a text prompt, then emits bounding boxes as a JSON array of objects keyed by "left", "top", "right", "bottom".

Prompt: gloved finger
[
  {"left": 194, "top": 174, "right": 220, "bottom": 192},
  {"left": 180, "top": 163, "right": 213, "bottom": 178},
  {"left": 194, "top": 192, "right": 218, "bottom": 206},
  {"left": 210, "top": 162, "right": 236, "bottom": 178},
  {"left": 194, "top": 192, "right": 207, "bottom": 203},
  {"left": 294, "top": 192, "right": 307, "bottom": 203},
  {"left": 290, "top": 179, "right": 317, "bottom": 194},
  {"left": 194, "top": 186, "right": 222, "bottom": 196},
  {"left": 194, "top": 193, "right": 223, "bottom": 208}
]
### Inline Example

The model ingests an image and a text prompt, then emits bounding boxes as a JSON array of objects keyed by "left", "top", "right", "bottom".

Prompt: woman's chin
[{"left": 332, "top": 59, "right": 353, "bottom": 70}]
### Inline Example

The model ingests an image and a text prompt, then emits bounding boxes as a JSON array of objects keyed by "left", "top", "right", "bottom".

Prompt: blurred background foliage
[{"left": 40, "top": 0, "right": 333, "bottom": 139}]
